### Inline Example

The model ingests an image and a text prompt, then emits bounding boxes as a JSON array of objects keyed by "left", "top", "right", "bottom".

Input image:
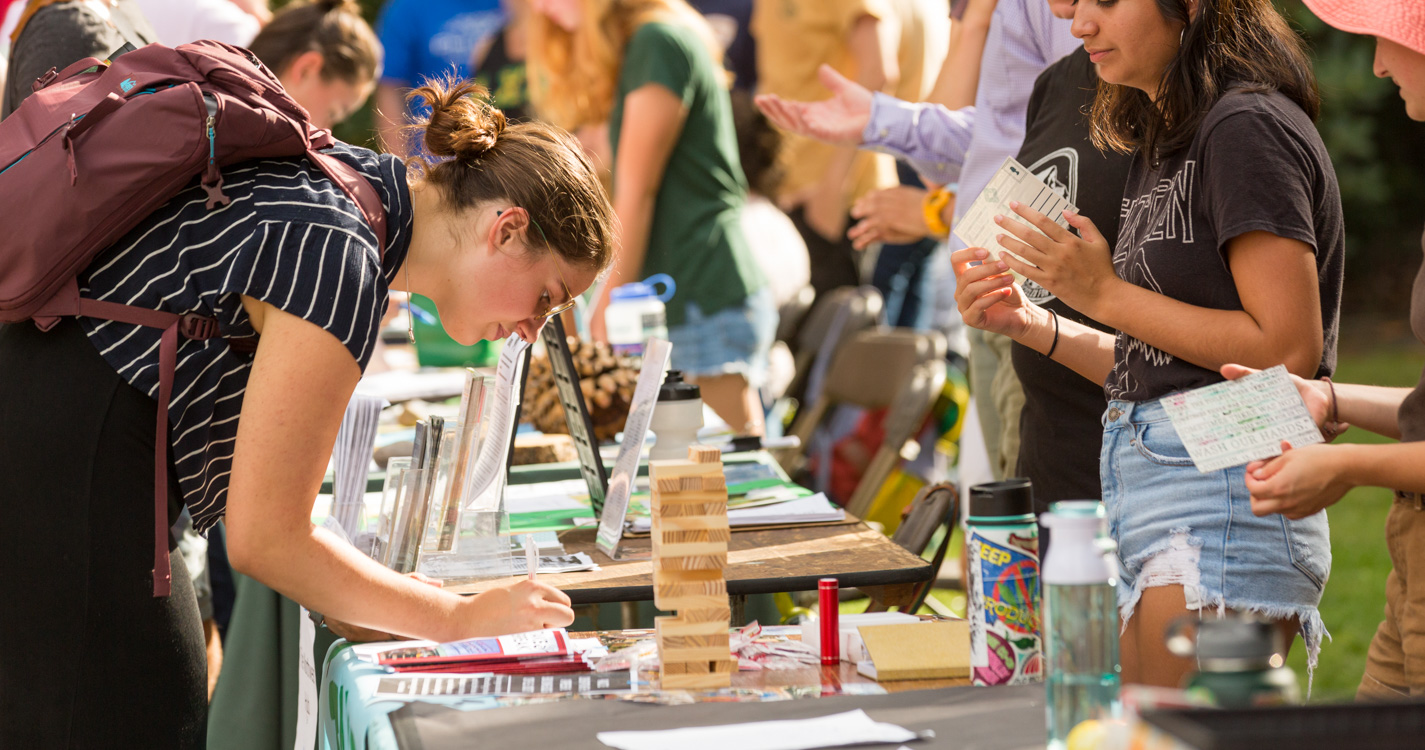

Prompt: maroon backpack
[{"left": 0, "top": 40, "right": 389, "bottom": 596}]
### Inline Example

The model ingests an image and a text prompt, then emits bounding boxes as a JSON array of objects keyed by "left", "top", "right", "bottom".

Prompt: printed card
[
  {"left": 954, "top": 156, "right": 1077, "bottom": 272},
  {"left": 1161, "top": 365, "right": 1324, "bottom": 473}
]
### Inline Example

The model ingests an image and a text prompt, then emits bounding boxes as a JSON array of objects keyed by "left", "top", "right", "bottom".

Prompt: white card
[
  {"left": 1161, "top": 365, "right": 1325, "bottom": 473},
  {"left": 954, "top": 156, "right": 1078, "bottom": 270},
  {"left": 596, "top": 338, "right": 672, "bottom": 559}
]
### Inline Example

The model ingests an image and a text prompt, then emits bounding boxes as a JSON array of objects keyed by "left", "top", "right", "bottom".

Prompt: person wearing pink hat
[{"left": 1218, "top": 0, "right": 1425, "bottom": 700}]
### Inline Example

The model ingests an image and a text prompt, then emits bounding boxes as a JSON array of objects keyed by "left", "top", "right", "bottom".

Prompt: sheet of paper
[
  {"left": 508, "top": 552, "right": 598, "bottom": 576},
  {"left": 597, "top": 338, "right": 672, "bottom": 558},
  {"left": 331, "top": 394, "right": 384, "bottom": 538},
  {"left": 629, "top": 492, "right": 843, "bottom": 533},
  {"left": 463, "top": 334, "right": 531, "bottom": 511},
  {"left": 504, "top": 479, "right": 591, "bottom": 513},
  {"left": 294, "top": 607, "right": 318, "bottom": 750},
  {"left": 1161, "top": 365, "right": 1324, "bottom": 473},
  {"left": 595, "top": 709, "right": 926, "bottom": 750},
  {"left": 354, "top": 369, "right": 467, "bottom": 403},
  {"left": 954, "top": 156, "right": 1078, "bottom": 270},
  {"left": 374, "top": 671, "right": 633, "bottom": 699}
]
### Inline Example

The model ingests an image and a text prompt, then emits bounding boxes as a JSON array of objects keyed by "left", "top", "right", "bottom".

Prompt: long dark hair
[{"left": 1090, "top": 0, "right": 1319, "bottom": 161}]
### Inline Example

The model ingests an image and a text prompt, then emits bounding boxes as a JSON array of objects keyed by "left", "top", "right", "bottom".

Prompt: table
[
  {"left": 318, "top": 631, "right": 983, "bottom": 750},
  {"left": 384, "top": 684, "right": 1047, "bottom": 750},
  {"left": 209, "top": 452, "right": 933, "bottom": 749},
  {"left": 448, "top": 523, "right": 934, "bottom": 616}
]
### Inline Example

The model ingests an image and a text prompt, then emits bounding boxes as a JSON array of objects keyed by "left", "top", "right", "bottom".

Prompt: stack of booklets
[{"left": 378, "top": 629, "right": 593, "bottom": 675}]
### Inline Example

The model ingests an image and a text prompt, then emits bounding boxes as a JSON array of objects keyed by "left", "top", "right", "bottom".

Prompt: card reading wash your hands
[
  {"left": 954, "top": 156, "right": 1078, "bottom": 275},
  {"left": 1162, "top": 365, "right": 1325, "bottom": 473}
]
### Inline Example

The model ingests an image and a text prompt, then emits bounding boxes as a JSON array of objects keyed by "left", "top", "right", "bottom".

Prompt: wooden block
[
  {"left": 658, "top": 528, "right": 731, "bottom": 545},
  {"left": 652, "top": 553, "right": 728, "bottom": 572},
  {"left": 662, "top": 633, "right": 730, "bottom": 652},
  {"left": 656, "top": 515, "right": 728, "bottom": 532},
  {"left": 654, "top": 583, "right": 728, "bottom": 611},
  {"left": 655, "top": 579, "right": 727, "bottom": 600},
  {"left": 688, "top": 445, "right": 722, "bottom": 464},
  {"left": 653, "top": 540, "right": 728, "bottom": 560},
  {"left": 661, "top": 661, "right": 690, "bottom": 675},
  {"left": 659, "top": 501, "right": 727, "bottom": 518},
  {"left": 679, "top": 476, "right": 706, "bottom": 492},
  {"left": 654, "top": 567, "right": 725, "bottom": 583},
  {"left": 654, "top": 477, "right": 685, "bottom": 493},
  {"left": 653, "top": 491, "right": 728, "bottom": 505},
  {"left": 655, "top": 618, "right": 728, "bottom": 636},
  {"left": 701, "top": 475, "right": 727, "bottom": 491},
  {"left": 648, "top": 460, "right": 720, "bottom": 478},
  {"left": 711, "top": 658, "right": 737, "bottom": 674},
  {"left": 677, "top": 605, "right": 732, "bottom": 623},
  {"left": 661, "top": 671, "right": 731, "bottom": 690}
]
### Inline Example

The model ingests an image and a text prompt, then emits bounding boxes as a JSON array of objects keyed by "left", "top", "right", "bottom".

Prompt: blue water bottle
[{"left": 1041, "top": 501, "right": 1121, "bottom": 749}]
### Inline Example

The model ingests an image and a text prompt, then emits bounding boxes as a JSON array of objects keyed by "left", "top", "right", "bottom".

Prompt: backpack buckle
[{"left": 178, "top": 313, "right": 219, "bottom": 341}]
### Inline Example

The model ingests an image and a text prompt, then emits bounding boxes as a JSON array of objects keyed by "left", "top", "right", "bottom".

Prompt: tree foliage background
[{"left": 307, "top": 0, "right": 1425, "bottom": 314}]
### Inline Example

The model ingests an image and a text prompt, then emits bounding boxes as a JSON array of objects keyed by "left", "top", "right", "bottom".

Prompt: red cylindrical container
[{"left": 819, "top": 578, "right": 840, "bottom": 665}]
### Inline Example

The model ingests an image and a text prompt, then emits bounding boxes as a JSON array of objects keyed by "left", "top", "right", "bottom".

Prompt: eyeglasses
[{"left": 529, "top": 215, "right": 578, "bottom": 320}]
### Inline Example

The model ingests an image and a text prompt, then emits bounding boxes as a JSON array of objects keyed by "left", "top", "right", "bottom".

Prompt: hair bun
[
  {"left": 315, "top": 0, "right": 359, "bottom": 13},
  {"left": 411, "top": 78, "right": 507, "bottom": 162}
]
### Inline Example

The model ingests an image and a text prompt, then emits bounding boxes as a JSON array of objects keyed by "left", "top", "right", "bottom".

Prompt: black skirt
[{"left": 0, "top": 318, "right": 206, "bottom": 748}]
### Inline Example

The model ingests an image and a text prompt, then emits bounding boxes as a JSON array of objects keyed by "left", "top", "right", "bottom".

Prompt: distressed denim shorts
[
  {"left": 667, "top": 286, "right": 777, "bottom": 387},
  {"left": 1101, "top": 397, "right": 1331, "bottom": 670}
]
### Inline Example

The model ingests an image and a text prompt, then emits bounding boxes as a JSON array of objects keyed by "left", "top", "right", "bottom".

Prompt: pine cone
[{"left": 523, "top": 336, "right": 639, "bottom": 442}]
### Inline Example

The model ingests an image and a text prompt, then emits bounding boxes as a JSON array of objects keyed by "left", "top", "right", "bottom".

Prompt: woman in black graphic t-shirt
[{"left": 954, "top": 0, "right": 1344, "bottom": 688}]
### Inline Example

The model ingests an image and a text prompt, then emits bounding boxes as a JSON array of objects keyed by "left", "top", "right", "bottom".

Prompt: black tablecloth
[{"left": 389, "top": 683, "right": 1046, "bottom": 750}]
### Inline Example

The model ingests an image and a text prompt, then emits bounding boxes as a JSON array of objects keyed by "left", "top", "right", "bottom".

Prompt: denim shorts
[
  {"left": 1101, "top": 397, "right": 1331, "bottom": 670},
  {"left": 667, "top": 286, "right": 777, "bottom": 387}
]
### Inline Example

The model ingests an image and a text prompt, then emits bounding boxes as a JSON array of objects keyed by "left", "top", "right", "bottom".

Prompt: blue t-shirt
[{"left": 377, "top": 0, "right": 504, "bottom": 87}]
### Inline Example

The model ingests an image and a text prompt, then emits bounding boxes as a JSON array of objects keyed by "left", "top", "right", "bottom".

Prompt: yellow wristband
[{"left": 922, "top": 188, "right": 953, "bottom": 238}]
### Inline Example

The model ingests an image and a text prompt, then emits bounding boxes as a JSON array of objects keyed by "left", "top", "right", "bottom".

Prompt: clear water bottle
[
  {"left": 1041, "top": 501, "right": 1121, "bottom": 750},
  {"left": 605, "top": 274, "right": 674, "bottom": 358}
]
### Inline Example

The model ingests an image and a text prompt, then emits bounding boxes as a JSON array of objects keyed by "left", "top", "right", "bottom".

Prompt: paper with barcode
[
  {"left": 1161, "top": 366, "right": 1324, "bottom": 473},
  {"left": 954, "top": 156, "right": 1077, "bottom": 273}
]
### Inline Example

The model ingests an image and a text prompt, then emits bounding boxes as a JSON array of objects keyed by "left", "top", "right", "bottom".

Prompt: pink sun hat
[{"left": 1302, "top": 0, "right": 1425, "bottom": 57}]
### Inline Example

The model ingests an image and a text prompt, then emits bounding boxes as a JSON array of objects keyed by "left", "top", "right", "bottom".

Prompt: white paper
[
  {"left": 331, "top": 394, "right": 384, "bottom": 539},
  {"left": 295, "top": 607, "right": 318, "bottom": 750},
  {"left": 596, "top": 709, "right": 925, "bottom": 750},
  {"left": 354, "top": 369, "right": 468, "bottom": 403},
  {"left": 954, "top": 156, "right": 1078, "bottom": 270},
  {"left": 1161, "top": 365, "right": 1324, "bottom": 473},
  {"left": 597, "top": 338, "right": 672, "bottom": 558},
  {"left": 462, "top": 334, "right": 531, "bottom": 510},
  {"left": 505, "top": 479, "right": 591, "bottom": 513},
  {"left": 629, "top": 492, "right": 844, "bottom": 533}
]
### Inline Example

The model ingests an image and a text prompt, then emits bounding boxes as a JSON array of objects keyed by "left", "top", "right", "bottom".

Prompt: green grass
[{"left": 1284, "top": 339, "right": 1424, "bottom": 701}]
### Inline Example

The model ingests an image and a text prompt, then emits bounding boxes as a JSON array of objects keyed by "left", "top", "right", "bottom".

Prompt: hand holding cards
[
  {"left": 1163, "top": 366, "right": 1325, "bottom": 473},
  {"left": 954, "top": 156, "right": 1078, "bottom": 272}
]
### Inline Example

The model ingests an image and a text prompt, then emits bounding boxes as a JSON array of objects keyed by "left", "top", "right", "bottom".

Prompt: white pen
[{"left": 525, "top": 533, "right": 538, "bottom": 582}]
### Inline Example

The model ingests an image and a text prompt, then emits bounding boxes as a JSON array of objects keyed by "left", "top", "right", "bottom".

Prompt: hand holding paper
[
  {"left": 1162, "top": 365, "right": 1325, "bottom": 474},
  {"left": 1243, "top": 441, "right": 1353, "bottom": 520},
  {"left": 991, "top": 200, "right": 1117, "bottom": 318}
]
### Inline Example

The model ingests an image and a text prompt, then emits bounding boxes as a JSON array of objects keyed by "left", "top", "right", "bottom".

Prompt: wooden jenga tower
[{"left": 651, "top": 445, "right": 736, "bottom": 689}]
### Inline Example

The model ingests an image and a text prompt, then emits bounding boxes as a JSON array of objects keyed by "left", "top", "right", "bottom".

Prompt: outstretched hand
[
  {"left": 754, "top": 65, "right": 874, "bottom": 146},
  {"left": 1221, "top": 364, "right": 1347, "bottom": 441},
  {"left": 991, "top": 202, "right": 1118, "bottom": 319},
  {"left": 1244, "top": 440, "right": 1352, "bottom": 519}
]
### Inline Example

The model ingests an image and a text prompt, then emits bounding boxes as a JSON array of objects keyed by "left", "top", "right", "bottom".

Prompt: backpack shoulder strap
[{"left": 307, "top": 149, "right": 389, "bottom": 258}]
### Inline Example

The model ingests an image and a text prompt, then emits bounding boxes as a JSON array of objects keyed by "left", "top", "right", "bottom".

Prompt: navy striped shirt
[{"left": 78, "top": 143, "right": 414, "bottom": 534}]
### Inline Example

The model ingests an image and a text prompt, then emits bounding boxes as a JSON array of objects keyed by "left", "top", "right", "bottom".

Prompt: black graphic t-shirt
[
  {"left": 1011, "top": 48, "right": 1133, "bottom": 506},
  {"left": 1106, "top": 88, "right": 1344, "bottom": 402}
]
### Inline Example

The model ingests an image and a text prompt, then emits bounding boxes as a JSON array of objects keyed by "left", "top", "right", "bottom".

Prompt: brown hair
[
  {"left": 246, "top": 0, "right": 382, "bottom": 86},
  {"left": 1090, "top": 0, "right": 1319, "bottom": 161},
  {"left": 729, "top": 90, "right": 781, "bottom": 198},
  {"left": 404, "top": 78, "right": 616, "bottom": 273}
]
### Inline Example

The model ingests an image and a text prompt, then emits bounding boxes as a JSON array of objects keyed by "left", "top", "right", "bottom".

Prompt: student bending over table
[
  {"left": 953, "top": 0, "right": 1344, "bottom": 688},
  {"left": 0, "top": 81, "right": 604, "bottom": 747},
  {"left": 1224, "top": 0, "right": 1425, "bottom": 701}
]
